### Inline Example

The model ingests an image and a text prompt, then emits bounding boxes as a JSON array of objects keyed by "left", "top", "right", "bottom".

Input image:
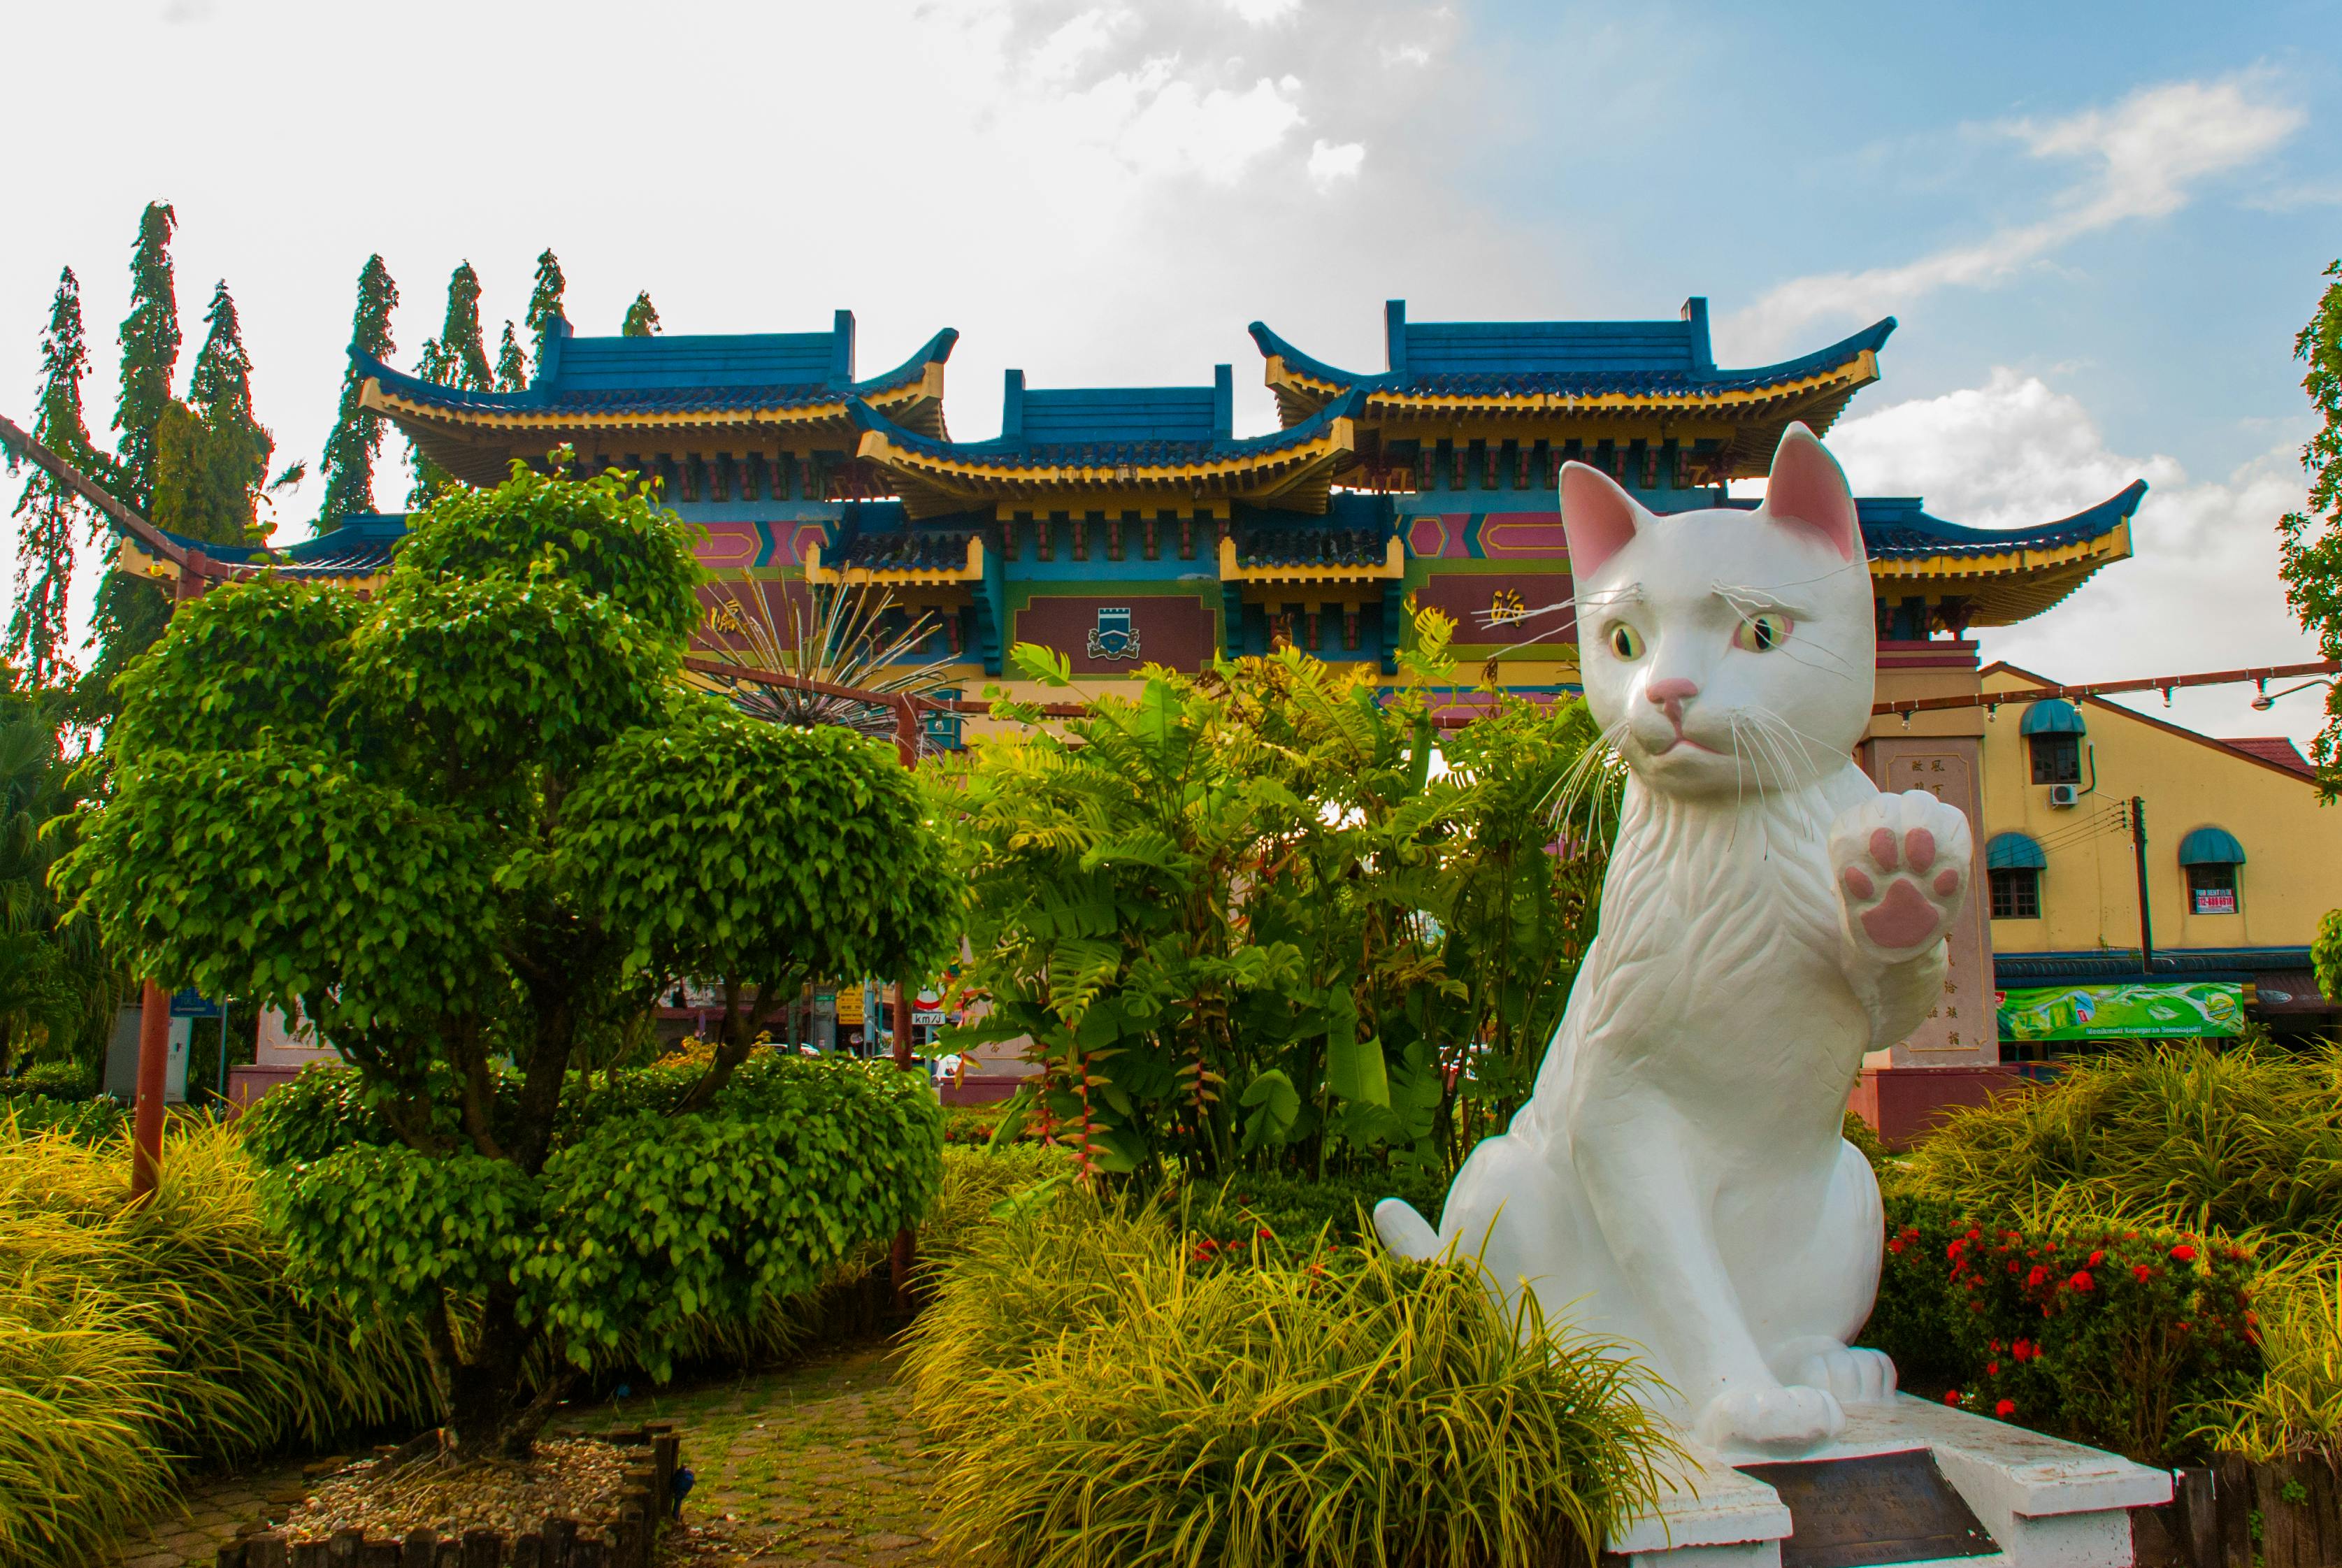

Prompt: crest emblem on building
[{"left": 1087, "top": 605, "right": 1142, "bottom": 661}]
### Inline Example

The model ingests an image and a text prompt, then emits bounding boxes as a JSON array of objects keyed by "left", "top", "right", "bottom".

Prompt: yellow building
[{"left": 1976, "top": 661, "right": 2340, "bottom": 1050}]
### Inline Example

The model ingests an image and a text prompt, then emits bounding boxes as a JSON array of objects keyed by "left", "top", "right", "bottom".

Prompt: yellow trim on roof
[
  {"left": 358, "top": 375, "right": 931, "bottom": 433},
  {"left": 1867, "top": 520, "right": 2132, "bottom": 627}
]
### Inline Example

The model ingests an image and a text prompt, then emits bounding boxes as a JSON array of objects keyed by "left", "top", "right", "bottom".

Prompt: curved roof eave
[
  {"left": 1861, "top": 480, "right": 2149, "bottom": 559},
  {"left": 1248, "top": 321, "right": 1370, "bottom": 389},
  {"left": 1247, "top": 316, "right": 1899, "bottom": 398},
  {"left": 852, "top": 328, "right": 958, "bottom": 397}
]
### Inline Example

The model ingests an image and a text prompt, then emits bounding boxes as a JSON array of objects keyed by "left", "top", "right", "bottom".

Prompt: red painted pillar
[{"left": 129, "top": 979, "right": 170, "bottom": 1200}]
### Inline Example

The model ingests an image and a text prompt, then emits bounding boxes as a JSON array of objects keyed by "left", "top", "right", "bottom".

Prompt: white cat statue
[{"left": 1375, "top": 422, "right": 1972, "bottom": 1458}]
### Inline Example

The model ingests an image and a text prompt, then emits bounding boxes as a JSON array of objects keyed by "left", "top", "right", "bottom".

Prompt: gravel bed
[{"left": 281, "top": 1439, "right": 630, "bottom": 1543}]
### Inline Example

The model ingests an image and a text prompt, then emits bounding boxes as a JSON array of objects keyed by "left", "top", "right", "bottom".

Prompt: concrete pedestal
[{"left": 1607, "top": 1395, "right": 2170, "bottom": 1567}]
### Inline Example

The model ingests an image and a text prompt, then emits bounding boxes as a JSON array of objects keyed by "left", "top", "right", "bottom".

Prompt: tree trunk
[{"left": 442, "top": 1288, "right": 572, "bottom": 1461}]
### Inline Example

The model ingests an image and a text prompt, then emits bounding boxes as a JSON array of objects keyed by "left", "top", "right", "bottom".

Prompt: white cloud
[
  {"left": 1825, "top": 371, "right": 2321, "bottom": 747},
  {"left": 1307, "top": 138, "right": 1366, "bottom": 188},
  {"left": 1224, "top": 0, "right": 1302, "bottom": 22},
  {"left": 1729, "top": 75, "right": 2303, "bottom": 355}
]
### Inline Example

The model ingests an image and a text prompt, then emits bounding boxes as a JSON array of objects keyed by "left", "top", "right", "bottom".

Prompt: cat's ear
[
  {"left": 1560, "top": 461, "right": 1646, "bottom": 578},
  {"left": 1758, "top": 423, "right": 1862, "bottom": 562}
]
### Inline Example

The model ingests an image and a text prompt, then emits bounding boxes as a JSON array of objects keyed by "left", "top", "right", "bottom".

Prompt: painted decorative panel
[
  {"left": 1014, "top": 594, "right": 1216, "bottom": 675},
  {"left": 1414, "top": 570, "right": 1576, "bottom": 647}
]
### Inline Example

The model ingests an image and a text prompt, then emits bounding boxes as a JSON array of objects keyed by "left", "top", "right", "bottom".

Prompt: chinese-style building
[{"left": 106, "top": 295, "right": 2164, "bottom": 1098}]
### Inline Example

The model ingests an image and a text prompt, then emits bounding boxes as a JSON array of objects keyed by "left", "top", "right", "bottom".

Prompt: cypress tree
[
  {"left": 622, "top": 292, "right": 661, "bottom": 337},
  {"left": 315, "top": 255, "right": 398, "bottom": 531},
  {"left": 496, "top": 321, "right": 528, "bottom": 392},
  {"left": 526, "top": 250, "right": 566, "bottom": 375},
  {"left": 6, "top": 268, "right": 96, "bottom": 686},
  {"left": 434, "top": 263, "right": 494, "bottom": 391},
  {"left": 153, "top": 280, "right": 272, "bottom": 544},
  {"left": 405, "top": 262, "right": 492, "bottom": 507},
  {"left": 111, "top": 201, "right": 180, "bottom": 512}
]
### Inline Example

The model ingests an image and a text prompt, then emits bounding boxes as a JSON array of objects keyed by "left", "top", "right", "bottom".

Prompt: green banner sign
[{"left": 1997, "top": 982, "right": 2245, "bottom": 1042}]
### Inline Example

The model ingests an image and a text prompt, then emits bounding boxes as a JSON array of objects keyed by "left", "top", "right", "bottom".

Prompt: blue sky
[{"left": 2, "top": 0, "right": 2337, "bottom": 740}]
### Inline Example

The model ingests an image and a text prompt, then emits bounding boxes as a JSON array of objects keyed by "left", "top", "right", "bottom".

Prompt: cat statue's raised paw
[{"left": 1374, "top": 422, "right": 1967, "bottom": 1458}]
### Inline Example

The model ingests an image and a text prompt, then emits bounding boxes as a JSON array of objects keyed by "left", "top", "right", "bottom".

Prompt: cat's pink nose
[{"left": 1646, "top": 677, "right": 1700, "bottom": 705}]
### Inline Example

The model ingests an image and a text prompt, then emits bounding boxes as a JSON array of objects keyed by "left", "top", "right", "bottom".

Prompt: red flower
[
  {"left": 2133, "top": 1265, "right": 2153, "bottom": 1283},
  {"left": 2170, "top": 1244, "right": 2198, "bottom": 1263},
  {"left": 2086, "top": 1250, "right": 2104, "bottom": 1267},
  {"left": 1888, "top": 1238, "right": 1906, "bottom": 1255},
  {"left": 1256, "top": 1227, "right": 1272, "bottom": 1239},
  {"left": 2011, "top": 1339, "right": 2036, "bottom": 1361},
  {"left": 1947, "top": 1239, "right": 1967, "bottom": 1262},
  {"left": 1944, "top": 1390, "right": 1962, "bottom": 1407},
  {"left": 1989, "top": 1339, "right": 2003, "bottom": 1353},
  {"left": 1985, "top": 1361, "right": 1999, "bottom": 1376},
  {"left": 2025, "top": 1265, "right": 2051, "bottom": 1290},
  {"left": 2068, "top": 1272, "right": 2095, "bottom": 1292},
  {"left": 1995, "top": 1399, "right": 2016, "bottom": 1418}
]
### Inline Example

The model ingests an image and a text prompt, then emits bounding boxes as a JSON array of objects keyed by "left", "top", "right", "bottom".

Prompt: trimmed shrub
[
  {"left": 6, "top": 1060, "right": 96, "bottom": 1099},
  {"left": 1, "top": 1093, "right": 127, "bottom": 1142},
  {"left": 907, "top": 1191, "right": 1675, "bottom": 1568},
  {"left": 1861, "top": 1193, "right": 2260, "bottom": 1463}
]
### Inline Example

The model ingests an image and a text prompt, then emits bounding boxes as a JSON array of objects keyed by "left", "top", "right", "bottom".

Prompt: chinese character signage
[{"left": 1997, "top": 982, "right": 2244, "bottom": 1042}]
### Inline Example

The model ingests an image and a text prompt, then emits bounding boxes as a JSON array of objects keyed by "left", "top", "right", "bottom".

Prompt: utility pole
[{"left": 2129, "top": 795, "right": 2154, "bottom": 974}]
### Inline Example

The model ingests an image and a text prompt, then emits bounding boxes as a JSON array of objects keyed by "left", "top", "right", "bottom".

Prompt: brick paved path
[{"left": 108, "top": 1339, "right": 936, "bottom": 1568}]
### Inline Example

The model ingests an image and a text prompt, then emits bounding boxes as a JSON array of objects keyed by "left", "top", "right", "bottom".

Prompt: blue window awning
[
  {"left": 2019, "top": 698, "right": 2086, "bottom": 736},
  {"left": 1987, "top": 832, "right": 2048, "bottom": 870},
  {"left": 2178, "top": 826, "right": 2246, "bottom": 865}
]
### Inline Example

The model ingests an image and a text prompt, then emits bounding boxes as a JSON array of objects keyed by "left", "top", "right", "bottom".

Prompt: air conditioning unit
[{"left": 2048, "top": 783, "right": 2080, "bottom": 808}]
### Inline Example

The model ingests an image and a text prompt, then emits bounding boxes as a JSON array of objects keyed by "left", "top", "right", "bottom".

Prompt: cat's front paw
[
  {"left": 1830, "top": 790, "right": 1973, "bottom": 959},
  {"left": 1695, "top": 1383, "right": 1845, "bottom": 1455},
  {"left": 1772, "top": 1336, "right": 1898, "bottom": 1407}
]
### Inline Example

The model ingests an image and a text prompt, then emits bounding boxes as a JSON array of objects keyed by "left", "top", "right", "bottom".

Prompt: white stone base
[{"left": 1606, "top": 1395, "right": 2171, "bottom": 1568}]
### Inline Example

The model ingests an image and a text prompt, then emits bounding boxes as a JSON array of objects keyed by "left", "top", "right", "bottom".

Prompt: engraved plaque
[{"left": 1735, "top": 1449, "right": 1997, "bottom": 1568}]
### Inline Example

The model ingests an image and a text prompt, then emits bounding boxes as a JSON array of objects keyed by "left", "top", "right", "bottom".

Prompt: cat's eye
[
  {"left": 1607, "top": 623, "right": 1644, "bottom": 660},
  {"left": 1733, "top": 612, "right": 1793, "bottom": 653}
]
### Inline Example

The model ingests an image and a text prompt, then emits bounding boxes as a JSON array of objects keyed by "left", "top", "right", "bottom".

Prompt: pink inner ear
[
  {"left": 1760, "top": 423, "right": 1862, "bottom": 563},
  {"left": 1560, "top": 461, "right": 1641, "bottom": 578}
]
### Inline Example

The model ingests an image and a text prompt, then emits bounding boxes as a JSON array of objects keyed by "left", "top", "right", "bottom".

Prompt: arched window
[
  {"left": 2020, "top": 700, "right": 2085, "bottom": 786},
  {"left": 2178, "top": 826, "right": 2245, "bottom": 916},
  {"left": 1985, "top": 832, "right": 2046, "bottom": 919}
]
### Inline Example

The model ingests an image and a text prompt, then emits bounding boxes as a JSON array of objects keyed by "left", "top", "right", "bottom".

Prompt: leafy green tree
[
  {"left": 2278, "top": 260, "right": 2342, "bottom": 995},
  {"left": 111, "top": 201, "right": 182, "bottom": 512},
  {"left": 622, "top": 291, "right": 661, "bottom": 337},
  {"left": 526, "top": 249, "right": 566, "bottom": 374},
  {"left": 494, "top": 321, "right": 527, "bottom": 392},
  {"left": 405, "top": 263, "right": 494, "bottom": 507},
  {"left": 0, "top": 682, "right": 120, "bottom": 1079},
  {"left": 6, "top": 269, "right": 97, "bottom": 686},
  {"left": 59, "top": 459, "right": 951, "bottom": 1456},
  {"left": 315, "top": 255, "right": 398, "bottom": 531}
]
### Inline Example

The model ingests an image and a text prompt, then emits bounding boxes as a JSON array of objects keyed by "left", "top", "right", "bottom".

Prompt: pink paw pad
[
  {"left": 1860, "top": 880, "right": 1942, "bottom": 949},
  {"left": 1932, "top": 870, "right": 1960, "bottom": 897},
  {"left": 1842, "top": 867, "right": 1876, "bottom": 900},
  {"left": 1904, "top": 829, "right": 1936, "bottom": 873},
  {"left": 1868, "top": 828, "right": 1899, "bottom": 870}
]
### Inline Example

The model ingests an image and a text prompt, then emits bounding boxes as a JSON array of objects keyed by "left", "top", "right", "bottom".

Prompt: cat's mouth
[{"left": 1647, "top": 735, "right": 1723, "bottom": 758}]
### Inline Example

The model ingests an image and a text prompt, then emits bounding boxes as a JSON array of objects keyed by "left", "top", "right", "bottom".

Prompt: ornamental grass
[
  {"left": 2205, "top": 1242, "right": 2342, "bottom": 1467},
  {"left": 905, "top": 1189, "right": 1675, "bottom": 1568},
  {"left": 1891, "top": 1040, "right": 2342, "bottom": 1249},
  {"left": 0, "top": 1114, "right": 437, "bottom": 1567}
]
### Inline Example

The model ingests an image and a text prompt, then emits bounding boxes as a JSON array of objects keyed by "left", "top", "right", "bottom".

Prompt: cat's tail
[{"left": 1373, "top": 1197, "right": 1441, "bottom": 1260}]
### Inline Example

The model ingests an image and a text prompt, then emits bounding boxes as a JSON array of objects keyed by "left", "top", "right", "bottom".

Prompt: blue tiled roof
[
  {"left": 1250, "top": 299, "right": 1895, "bottom": 401},
  {"left": 165, "top": 515, "right": 405, "bottom": 577},
  {"left": 1995, "top": 946, "right": 2307, "bottom": 985},
  {"left": 849, "top": 374, "right": 1363, "bottom": 471},
  {"left": 1233, "top": 524, "right": 1391, "bottom": 568},
  {"left": 355, "top": 311, "right": 955, "bottom": 417},
  {"left": 1716, "top": 485, "right": 2148, "bottom": 561}
]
